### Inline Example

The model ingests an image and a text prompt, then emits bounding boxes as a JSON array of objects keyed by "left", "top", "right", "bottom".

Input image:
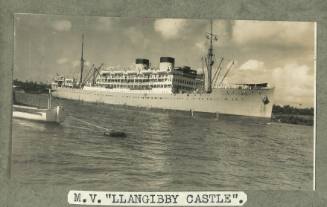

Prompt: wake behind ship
[{"left": 51, "top": 21, "right": 275, "bottom": 118}]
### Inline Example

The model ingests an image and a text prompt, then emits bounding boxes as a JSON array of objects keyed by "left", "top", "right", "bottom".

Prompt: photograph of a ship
[{"left": 12, "top": 14, "right": 315, "bottom": 191}]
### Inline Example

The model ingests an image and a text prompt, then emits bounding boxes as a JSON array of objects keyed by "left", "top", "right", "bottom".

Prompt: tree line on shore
[
  {"left": 13, "top": 79, "right": 50, "bottom": 94},
  {"left": 272, "top": 104, "right": 313, "bottom": 116},
  {"left": 271, "top": 105, "right": 314, "bottom": 126}
]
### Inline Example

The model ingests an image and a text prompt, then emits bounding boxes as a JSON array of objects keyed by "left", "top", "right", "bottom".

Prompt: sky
[{"left": 14, "top": 14, "right": 315, "bottom": 107}]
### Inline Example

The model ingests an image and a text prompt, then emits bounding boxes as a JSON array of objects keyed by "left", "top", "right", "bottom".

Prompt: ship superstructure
[
  {"left": 88, "top": 58, "right": 202, "bottom": 93},
  {"left": 51, "top": 20, "right": 275, "bottom": 118}
]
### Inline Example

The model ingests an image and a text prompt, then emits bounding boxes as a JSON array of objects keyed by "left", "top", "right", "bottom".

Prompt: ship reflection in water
[{"left": 11, "top": 93, "right": 313, "bottom": 190}]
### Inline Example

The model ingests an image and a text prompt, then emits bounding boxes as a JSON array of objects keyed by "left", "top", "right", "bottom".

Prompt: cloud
[
  {"left": 271, "top": 63, "right": 314, "bottom": 106},
  {"left": 85, "top": 61, "right": 91, "bottom": 67},
  {"left": 272, "top": 63, "right": 313, "bottom": 90},
  {"left": 194, "top": 20, "right": 234, "bottom": 55},
  {"left": 72, "top": 60, "right": 80, "bottom": 67},
  {"left": 232, "top": 21, "right": 314, "bottom": 48},
  {"left": 56, "top": 57, "right": 68, "bottom": 65},
  {"left": 154, "top": 19, "right": 188, "bottom": 39},
  {"left": 226, "top": 61, "right": 314, "bottom": 106},
  {"left": 94, "top": 17, "right": 112, "bottom": 31},
  {"left": 212, "top": 20, "right": 234, "bottom": 46},
  {"left": 72, "top": 60, "right": 91, "bottom": 68},
  {"left": 125, "top": 27, "right": 143, "bottom": 44},
  {"left": 52, "top": 20, "right": 72, "bottom": 31},
  {"left": 239, "top": 59, "right": 265, "bottom": 71},
  {"left": 195, "top": 40, "right": 206, "bottom": 52}
]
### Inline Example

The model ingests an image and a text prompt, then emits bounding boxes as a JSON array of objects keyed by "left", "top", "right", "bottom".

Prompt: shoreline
[{"left": 271, "top": 114, "right": 314, "bottom": 126}]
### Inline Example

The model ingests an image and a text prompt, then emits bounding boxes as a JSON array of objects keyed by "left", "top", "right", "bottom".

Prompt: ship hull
[{"left": 52, "top": 87, "right": 274, "bottom": 118}]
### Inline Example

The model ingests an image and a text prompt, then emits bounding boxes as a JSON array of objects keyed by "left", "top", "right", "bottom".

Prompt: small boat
[
  {"left": 12, "top": 89, "right": 65, "bottom": 123},
  {"left": 104, "top": 130, "right": 127, "bottom": 138},
  {"left": 13, "top": 105, "right": 64, "bottom": 123}
]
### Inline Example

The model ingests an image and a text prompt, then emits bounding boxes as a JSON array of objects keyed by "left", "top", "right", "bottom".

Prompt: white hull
[
  {"left": 52, "top": 87, "right": 274, "bottom": 118},
  {"left": 13, "top": 105, "right": 65, "bottom": 123}
]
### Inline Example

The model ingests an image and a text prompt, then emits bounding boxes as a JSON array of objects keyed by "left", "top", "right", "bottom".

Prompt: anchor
[{"left": 262, "top": 95, "right": 270, "bottom": 105}]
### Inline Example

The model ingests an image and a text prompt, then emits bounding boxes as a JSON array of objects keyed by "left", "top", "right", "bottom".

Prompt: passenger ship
[{"left": 51, "top": 21, "right": 275, "bottom": 118}]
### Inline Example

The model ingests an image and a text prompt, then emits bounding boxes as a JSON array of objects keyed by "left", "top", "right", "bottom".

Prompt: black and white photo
[{"left": 11, "top": 14, "right": 315, "bottom": 191}]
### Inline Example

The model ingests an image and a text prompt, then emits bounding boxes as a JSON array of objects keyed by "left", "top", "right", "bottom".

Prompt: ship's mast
[
  {"left": 79, "top": 34, "right": 85, "bottom": 87},
  {"left": 205, "top": 20, "right": 217, "bottom": 93}
]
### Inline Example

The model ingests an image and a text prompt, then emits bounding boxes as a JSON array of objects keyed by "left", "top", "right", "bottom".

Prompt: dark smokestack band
[
  {"left": 135, "top": 58, "right": 150, "bottom": 65},
  {"left": 160, "top": 57, "right": 175, "bottom": 63}
]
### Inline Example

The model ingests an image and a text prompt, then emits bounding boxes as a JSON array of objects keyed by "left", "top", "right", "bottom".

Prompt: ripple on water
[{"left": 11, "top": 94, "right": 313, "bottom": 190}]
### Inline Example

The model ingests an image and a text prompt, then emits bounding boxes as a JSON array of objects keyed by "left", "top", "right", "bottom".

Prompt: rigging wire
[
  {"left": 218, "top": 60, "right": 235, "bottom": 86},
  {"left": 68, "top": 115, "right": 110, "bottom": 131},
  {"left": 212, "top": 57, "right": 224, "bottom": 86}
]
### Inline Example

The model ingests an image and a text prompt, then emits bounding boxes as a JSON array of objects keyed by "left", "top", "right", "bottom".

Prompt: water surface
[{"left": 11, "top": 93, "right": 313, "bottom": 190}]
